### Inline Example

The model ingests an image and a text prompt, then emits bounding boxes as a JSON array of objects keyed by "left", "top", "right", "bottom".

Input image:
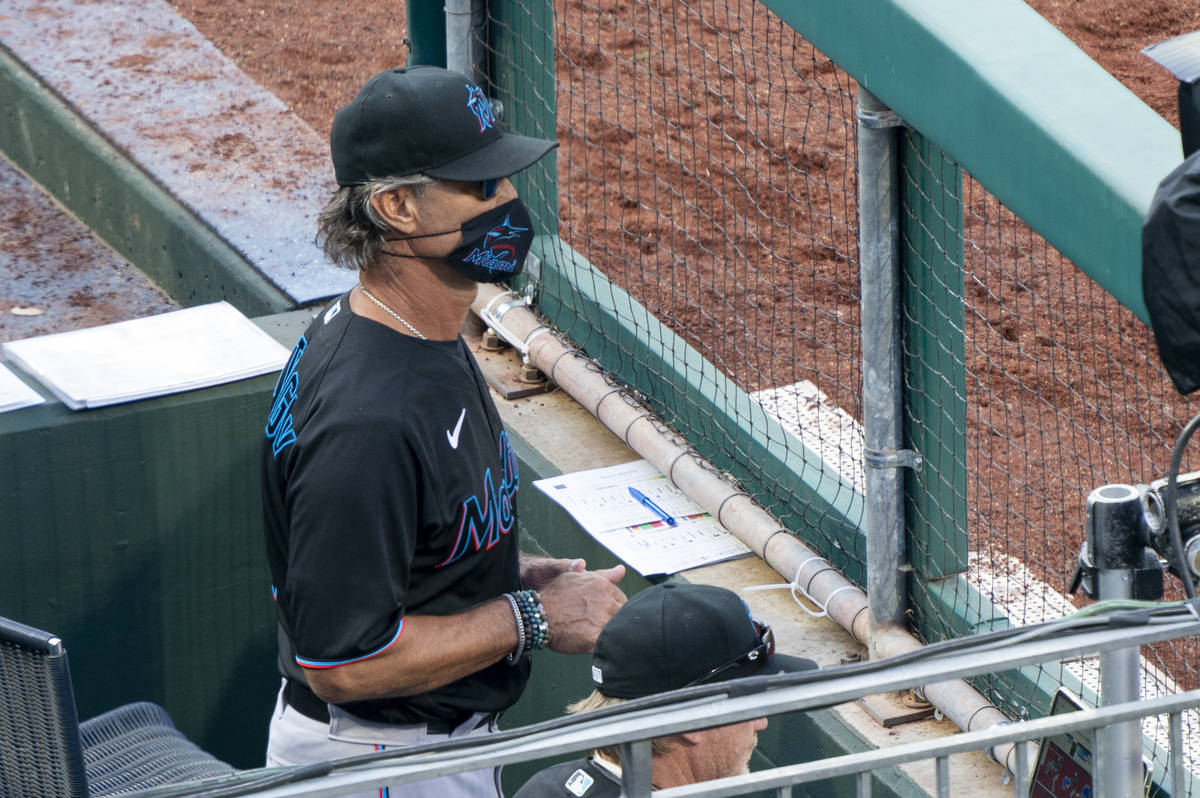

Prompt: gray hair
[
  {"left": 567, "top": 690, "right": 677, "bottom": 762},
  {"left": 315, "top": 174, "right": 434, "bottom": 272}
]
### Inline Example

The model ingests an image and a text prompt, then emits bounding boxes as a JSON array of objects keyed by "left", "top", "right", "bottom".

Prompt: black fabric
[
  {"left": 590, "top": 583, "right": 817, "bottom": 699},
  {"left": 261, "top": 292, "right": 529, "bottom": 726},
  {"left": 282, "top": 679, "right": 329, "bottom": 724},
  {"left": 1181, "top": 81, "right": 1200, "bottom": 158},
  {"left": 331, "top": 66, "right": 557, "bottom": 186},
  {"left": 1143, "top": 148, "right": 1200, "bottom": 394},
  {"left": 513, "top": 758, "right": 621, "bottom": 798},
  {"left": 282, "top": 679, "right": 494, "bottom": 734},
  {"left": 383, "top": 198, "right": 535, "bottom": 284}
]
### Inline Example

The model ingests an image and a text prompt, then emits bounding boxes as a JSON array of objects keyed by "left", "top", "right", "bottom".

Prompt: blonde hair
[{"left": 567, "top": 690, "right": 676, "bottom": 762}]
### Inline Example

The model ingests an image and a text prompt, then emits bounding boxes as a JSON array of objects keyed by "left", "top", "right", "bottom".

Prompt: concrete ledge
[
  {"left": 0, "top": 0, "right": 355, "bottom": 309},
  {"left": 0, "top": 43, "right": 289, "bottom": 315}
]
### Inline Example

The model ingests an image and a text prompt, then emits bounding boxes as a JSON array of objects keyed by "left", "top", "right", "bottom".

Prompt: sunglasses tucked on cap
[
  {"left": 590, "top": 582, "right": 817, "bottom": 699},
  {"left": 330, "top": 65, "right": 559, "bottom": 187}
]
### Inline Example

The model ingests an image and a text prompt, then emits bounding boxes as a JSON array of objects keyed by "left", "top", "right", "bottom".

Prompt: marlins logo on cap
[{"left": 465, "top": 83, "right": 496, "bottom": 133}]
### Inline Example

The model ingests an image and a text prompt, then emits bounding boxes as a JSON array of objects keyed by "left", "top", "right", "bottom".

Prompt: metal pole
[
  {"left": 1088, "top": 484, "right": 1147, "bottom": 798},
  {"left": 620, "top": 740, "right": 654, "bottom": 798},
  {"left": 444, "top": 0, "right": 484, "bottom": 85},
  {"left": 856, "top": 86, "right": 910, "bottom": 651}
]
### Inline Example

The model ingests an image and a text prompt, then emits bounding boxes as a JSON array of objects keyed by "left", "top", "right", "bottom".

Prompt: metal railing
[{"left": 130, "top": 603, "right": 1200, "bottom": 798}]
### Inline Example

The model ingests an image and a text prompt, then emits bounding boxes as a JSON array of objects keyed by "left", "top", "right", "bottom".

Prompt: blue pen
[{"left": 628, "top": 486, "right": 676, "bottom": 526}]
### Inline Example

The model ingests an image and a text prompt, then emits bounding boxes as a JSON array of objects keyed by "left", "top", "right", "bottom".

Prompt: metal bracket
[
  {"left": 478, "top": 292, "right": 532, "bottom": 355},
  {"left": 856, "top": 107, "right": 907, "bottom": 129},
  {"left": 863, "top": 447, "right": 923, "bottom": 470},
  {"left": 483, "top": 295, "right": 527, "bottom": 324},
  {"left": 858, "top": 689, "right": 936, "bottom": 729},
  {"left": 521, "top": 251, "right": 541, "bottom": 306}
]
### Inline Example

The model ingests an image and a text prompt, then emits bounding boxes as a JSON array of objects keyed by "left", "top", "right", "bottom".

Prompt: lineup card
[
  {"left": 532, "top": 459, "right": 752, "bottom": 576},
  {"left": 534, "top": 459, "right": 703, "bottom": 529}
]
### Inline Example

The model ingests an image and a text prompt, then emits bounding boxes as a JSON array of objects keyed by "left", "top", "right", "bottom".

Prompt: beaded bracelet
[
  {"left": 502, "top": 589, "right": 551, "bottom": 664},
  {"left": 503, "top": 592, "right": 526, "bottom": 664},
  {"left": 513, "top": 589, "right": 551, "bottom": 651}
]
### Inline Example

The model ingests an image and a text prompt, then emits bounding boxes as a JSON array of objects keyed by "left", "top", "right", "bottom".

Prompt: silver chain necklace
[{"left": 358, "top": 285, "right": 426, "bottom": 340}]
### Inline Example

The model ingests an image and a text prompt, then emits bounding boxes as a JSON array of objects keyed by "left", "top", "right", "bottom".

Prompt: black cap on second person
[
  {"left": 330, "top": 65, "right": 559, "bottom": 186},
  {"left": 590, "top": 582, "right": 818, "bottom": 699}
]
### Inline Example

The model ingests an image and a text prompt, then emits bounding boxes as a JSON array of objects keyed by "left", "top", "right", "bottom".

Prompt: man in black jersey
[
  {"left": 514, "top": 583, "right": 818, "bottom": 798},
  {"left": 260, "top": 66, "right": 627, "bottom": 797}
]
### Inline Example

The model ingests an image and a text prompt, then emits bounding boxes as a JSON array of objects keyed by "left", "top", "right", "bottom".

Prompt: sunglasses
[
  {"left": 481, "top": 178, "right": 499, "bottom": 199},
  {"left": 685, "top": 620, "right": 775, "bottom": 687}
]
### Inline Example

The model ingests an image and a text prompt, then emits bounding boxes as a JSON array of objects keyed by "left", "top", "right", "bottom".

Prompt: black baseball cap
[
  {"left": 330, "top": 65, "right": 559, "bottom": 186},
  {"left": 590, "top": 582, "right": 818, "bottom": 699}
]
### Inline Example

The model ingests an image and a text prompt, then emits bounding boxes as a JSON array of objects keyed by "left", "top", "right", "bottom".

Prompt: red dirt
[{"left": 162, "top": 0, "right": 1199, "bottom": 145}]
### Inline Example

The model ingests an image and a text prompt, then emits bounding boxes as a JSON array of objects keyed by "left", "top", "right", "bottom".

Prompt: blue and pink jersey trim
[{"left": 293, "top": 620, "right": 405, "bottom": 669}]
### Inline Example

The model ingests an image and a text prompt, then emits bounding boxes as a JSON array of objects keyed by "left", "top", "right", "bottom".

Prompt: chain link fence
[{"left": 483, "top": 0, "right": 1199, "bottom": 788}]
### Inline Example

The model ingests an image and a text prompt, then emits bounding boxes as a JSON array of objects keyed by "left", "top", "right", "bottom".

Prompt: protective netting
[
  {"left": 482, "top": 0, "right": 1200, "bottom": 787},
  {"left": 491, "top": 0, "right": 868, "bottom": 572},
  {"left": 904, "top": 140, "right": 1200, "bottom": 785}
]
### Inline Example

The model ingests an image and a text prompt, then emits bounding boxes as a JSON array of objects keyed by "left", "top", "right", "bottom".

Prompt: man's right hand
[{"left": 538, "top": 565, "right": 627, "bottom": 655}]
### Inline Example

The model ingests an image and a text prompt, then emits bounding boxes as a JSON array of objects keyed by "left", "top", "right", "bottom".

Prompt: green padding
[
  {"left": 533, "top": 235, "right": 868, "bottom": 585},
  {"left": 902, "top": 132, "right": 968, "bottom": 581},
  {"left": 404, "top": 0, "right": 448, "bottom": 68},
  {"left": 756, "top": 0, "right": 1181, "bottom": 323},
  {"left": 0, "top": 44, "right": 290, "bottom": 316},
  {"left": 0, "top": 378, "right": 278, "bottom": 767},
  {"left": 0, "top": 312, "right": 311, "bottom": 767}
]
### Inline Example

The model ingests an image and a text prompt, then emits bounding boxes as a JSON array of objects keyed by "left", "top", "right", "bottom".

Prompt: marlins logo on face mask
[
  {"left": 442, "top": 199, "right": 534, "bottom": 283},
  {"left": 382, "top": 198, "right": 536, "bottom": 284}
]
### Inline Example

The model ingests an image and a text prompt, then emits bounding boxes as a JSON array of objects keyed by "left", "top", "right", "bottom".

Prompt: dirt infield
[{"left": 166, "top": 0, "right": 1198, "bottom": 144}]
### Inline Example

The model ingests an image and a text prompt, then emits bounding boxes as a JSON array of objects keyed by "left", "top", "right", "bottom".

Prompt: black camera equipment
[{"left": 1070, "top": 413, "right": 1200, "bottom": 602}]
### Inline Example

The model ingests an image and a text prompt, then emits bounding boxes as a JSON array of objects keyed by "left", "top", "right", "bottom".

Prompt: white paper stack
[
  {"left": 0, "top": 361, "right": 45, "bottom": 413},
  {"left": 1, "top": 302, "right": 291, "bottom": 410}
]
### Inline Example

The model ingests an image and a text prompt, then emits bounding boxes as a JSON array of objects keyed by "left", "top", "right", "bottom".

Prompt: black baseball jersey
[
  {"left": 261, "top": 291, "right": 528, "bottom": 726},
  {"left": 513, "top": 758, "right": 621, "bottom": 798}
]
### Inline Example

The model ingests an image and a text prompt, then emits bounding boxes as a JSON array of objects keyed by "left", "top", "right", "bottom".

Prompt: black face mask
[{"left": 382, "top": 198, "right": 534, "bottom": 284}]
